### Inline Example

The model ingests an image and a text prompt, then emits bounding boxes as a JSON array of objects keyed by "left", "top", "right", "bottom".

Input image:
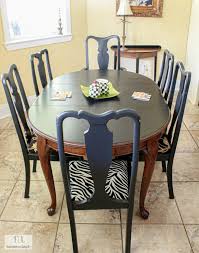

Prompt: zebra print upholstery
[
  {"left": 68, "top": 160, "right": 128, "bottom": 201},
  {"left": 158, "top": 135, "right": 171, "bottom": 154},
  {"left": 27, "top": 135, "right": 37, "bottom": 153}
]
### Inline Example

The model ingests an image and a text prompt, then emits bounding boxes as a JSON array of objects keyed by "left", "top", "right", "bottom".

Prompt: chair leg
[
  {"left": 24, "top": 158, "right": 30, "bottom": 198},
  {"left": 125, "top": 209, "right": 133, "bottom": 253},
  {"left": 166, "top": 158, "right": 174, "bottom": 199},
  {"left": 32, "top": 160, "right": 37, "bottom": 173},
  {"left": 68, "top": 211, "right": 79, "bottom": 253},
  {"left": 162, "top": 161, "right": 167, "bottom": 173}
]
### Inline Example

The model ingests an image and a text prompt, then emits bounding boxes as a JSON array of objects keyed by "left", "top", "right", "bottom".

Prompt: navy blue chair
[
  {"left": 85, "top": 35, "right": 121, "bottom": 70},
  {"left": 157, "top": 62, "right": 191, "bottom": 198},
  {"left": 56, "top": 109, "right": 140, "bottom": 253},
  {"left": 1, "top": 64, "right": 58, "bottom": 198},
  {"left": 30, "top": 49, "right": 53, "bottom": 96}
]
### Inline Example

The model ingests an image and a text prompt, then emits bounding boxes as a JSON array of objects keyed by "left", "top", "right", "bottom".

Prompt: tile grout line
[
  {"left": 189, "top": 130, "right": 199, "bottom": 149},
  {"left": 52, "top": 193, "right": 65, "bottom": 253},
  {"left": 174, "top": 198, "right": 195, "bottom": 253},
  {"left": 0, "top": 219, "right": 59, "bottom": 224},
  {"left": 0, "top": 179, "right": 18, "bottom": 219},
  {"left": 185, "top": 121, "right": 199, "bottom": 149}
]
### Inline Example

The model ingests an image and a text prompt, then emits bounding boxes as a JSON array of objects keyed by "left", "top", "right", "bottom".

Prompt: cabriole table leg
[
  {"left": 37, "top": 135, "right": 56, "bottom": 216},
  {"left": 139, "top": 135, "right": 160, "bottom": 219}
]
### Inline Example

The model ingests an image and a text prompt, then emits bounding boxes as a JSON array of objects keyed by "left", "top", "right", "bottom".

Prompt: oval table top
[{"left": 28, "top": 70, "right": 170, "bottom": 149}]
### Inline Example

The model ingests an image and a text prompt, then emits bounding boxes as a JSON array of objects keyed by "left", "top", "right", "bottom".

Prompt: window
[{"left": 1, "top": 0, "right": 72, "bottom": 50}]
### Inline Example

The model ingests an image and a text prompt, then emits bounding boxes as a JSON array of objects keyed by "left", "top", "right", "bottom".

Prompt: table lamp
[{"left": 117, "top": 0, "right": 132, "bottom": 51}]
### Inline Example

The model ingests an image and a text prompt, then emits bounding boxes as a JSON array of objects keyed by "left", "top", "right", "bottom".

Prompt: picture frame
[{"left": 116, "top": 0, "right": 163, "bottom": 17}]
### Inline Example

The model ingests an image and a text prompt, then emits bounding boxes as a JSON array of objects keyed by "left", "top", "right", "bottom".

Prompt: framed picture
[{"left": 116, "top": 0, "right": 163, "bottom": 17}]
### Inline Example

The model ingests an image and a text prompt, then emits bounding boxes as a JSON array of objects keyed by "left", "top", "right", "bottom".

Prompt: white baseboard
[{"left": 0, "top": 96, "right": 36, "bottom": 119}]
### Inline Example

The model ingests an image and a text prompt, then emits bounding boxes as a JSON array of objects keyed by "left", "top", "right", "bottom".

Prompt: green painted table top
[{"left": 28, "top": 70, "right": 170, "bottom": 144}]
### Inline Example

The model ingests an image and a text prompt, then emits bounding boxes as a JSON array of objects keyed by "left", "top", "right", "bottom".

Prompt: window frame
[{"left": 0, "top": 0, "right": 72, "bottom": 51}]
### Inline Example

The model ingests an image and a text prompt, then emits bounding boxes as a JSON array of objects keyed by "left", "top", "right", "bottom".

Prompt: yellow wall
[
  {"left": 86, "top": 0, "right": 192, "bottom": 69},
  {"left": 0, "top": 0, "right": 87, "bottom": 104}
]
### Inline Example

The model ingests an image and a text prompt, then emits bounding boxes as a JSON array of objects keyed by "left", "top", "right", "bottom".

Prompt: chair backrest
[
  {"left": 85, "top": 35, "right": 121, "bottom": 70},
  {"left": 57, "top": 109, "right": 140, "bottom": 210},
  {"left": 167, "top": 62, "right": 191, "bottom": 155},
  {"left": 157, "top": 50, "right": 174, "bottom": 102},
  {"left": 1, "top": 64, "right": 33, "bottom": 155},
  {"left": 30, "top": 49, "right": 53, "bottom": 96}
]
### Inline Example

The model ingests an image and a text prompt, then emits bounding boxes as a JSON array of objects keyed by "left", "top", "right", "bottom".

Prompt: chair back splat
[
  {"left": 158, "top": 50, "right": 174, "bottom": 107},
  {"left": 167, "top": 62, "right": 191, "bottom": 154},
  {"left": 56, "top": 109, "right": 140, "bottom": 253},
  {"left": 85, "top": 35, "right": 121, "bottom": 70},
  {"left": 30, "top": 48, "right": 53, "bottom": 96}
]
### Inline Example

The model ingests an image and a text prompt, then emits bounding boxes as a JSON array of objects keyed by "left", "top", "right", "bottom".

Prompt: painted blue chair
[
  {"left": 1, "top": 64, "right": 58, "bottom": 198},
  {"left": 85, "top": 35, "right": 121, "bottom": 70},
  {"left": 56, "top": 109, "right": 140, "bottom": 253},
  {"left": 30, "top": 49, "right": 53, "bottom": 96},
  {"left": 157, "top": 62, "right": 191, "bottom": 198}
]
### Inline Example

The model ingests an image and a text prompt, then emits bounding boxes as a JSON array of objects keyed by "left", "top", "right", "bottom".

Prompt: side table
[{"left": 111, "top": 45, "right": 161, "bottom": 81}]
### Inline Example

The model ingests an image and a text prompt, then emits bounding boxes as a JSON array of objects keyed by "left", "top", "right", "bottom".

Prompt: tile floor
[{"left": 0, "top": 101, "right": 199, "bottom": 252}]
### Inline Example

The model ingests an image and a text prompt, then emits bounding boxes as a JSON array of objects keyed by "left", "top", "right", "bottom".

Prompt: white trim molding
[{"left": 5, "top": 34, "right": 72, "bottom": 51}]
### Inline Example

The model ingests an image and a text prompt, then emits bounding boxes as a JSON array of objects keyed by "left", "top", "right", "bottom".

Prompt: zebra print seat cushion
[
  {"left": 158, "top": 135, "right": 171, "bottom": 154},
  {"left": 69, "top": 160, "right": 128, "bottom": 201},
  {"left": 27, "top": 135, "right": 37, "bottom": 153}
]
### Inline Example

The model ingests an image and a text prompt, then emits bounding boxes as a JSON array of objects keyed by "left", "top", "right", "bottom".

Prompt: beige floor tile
[
  {"left": 0, "top": 117, "right": 11, "bottom": 130},
  {"left": 181, "top": 122, "right": 188, "bottom": 130},
  {"left": 5, "top": 117, "right": 15, "bottom": 130},
  {"left": 185, "top": 102, "right": 199, "bottom": 115},
  {"left": 190, "top": 131, "right": 199, "bottom": 147},
  {"left": 54, "top": 223, "right": 122, "bottom": 253},
  {"left": 175, "top": 182, "right": 199, "bottom": 224},
  {"left": 122, "top": 224, "right": 192, "bottom": 253},
  {"left": 137, "top": 162, "right": 167, "bottom": 182},
  {"left": 0, "top": 152, "right": 23, "bottom": 181},
  {"left": 121, "top": 183, "right": 181, "bottom": 224},
  {"left": 184, "top": 115, "right": 199, "bottom": 130},
  {"left": 173, "top": 153, "right": 199, "bottom": 181},
  {"left": 176, "top": 131, "right": 198, "bottom": 153},
  {"left": 60, "top": 197, "right": 120, "bottom": 224},
  {"left": 0, "top": 130, "right": 21, "bottom": 152},
  {"left": 0, "top": 221, "right": 57, "bottom": 253},
  {"left": 19, "top": 161, "right": 63, "bottom": 182},
  {"left": 186, "top": 225, "right": 199, "bottom": 253},
  {"left": 0, "top": 181, "right": 16, "bottom": 216},
  {"left": 1, "top": 181, "right": 64, "bottom": 223}
]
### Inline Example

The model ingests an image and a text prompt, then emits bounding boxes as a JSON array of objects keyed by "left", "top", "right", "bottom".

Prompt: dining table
[{"left": 27, "top": 69, "right": 170, "bottom": 219}]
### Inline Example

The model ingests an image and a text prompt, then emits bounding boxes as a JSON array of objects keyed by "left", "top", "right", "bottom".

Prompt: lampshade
[{"left": 117, "top": 0, "right": 132, "bottom": 16}]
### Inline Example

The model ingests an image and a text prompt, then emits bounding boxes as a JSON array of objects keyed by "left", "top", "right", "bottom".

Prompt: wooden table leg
[
  {"left": 37, "top": 136, "right": 56, "bottom": 216},
  {"left": 136, "top": 58, "right": 140, "bottom": 74},
  {"left": 139, "top": 135, "right": 160, "bottom": 219}
]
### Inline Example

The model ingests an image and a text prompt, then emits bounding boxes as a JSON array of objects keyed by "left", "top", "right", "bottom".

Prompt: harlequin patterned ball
[
  {"left": 99, "top": 82, "right": 109, "bottom": 95},
  {"left": 89, "top": 82, "right": 101, "bottom": 98}
]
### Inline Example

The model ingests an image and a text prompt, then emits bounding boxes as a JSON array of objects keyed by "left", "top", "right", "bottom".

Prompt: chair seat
[
  {"left": 158, "top": 135, "right": 171, "bottom": 154},
  {"left": 27, "top": 135, "right": 37, "bottom": 153},
  {"left": 68, "top": 160, "right": 128, "bottom": 202}
]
